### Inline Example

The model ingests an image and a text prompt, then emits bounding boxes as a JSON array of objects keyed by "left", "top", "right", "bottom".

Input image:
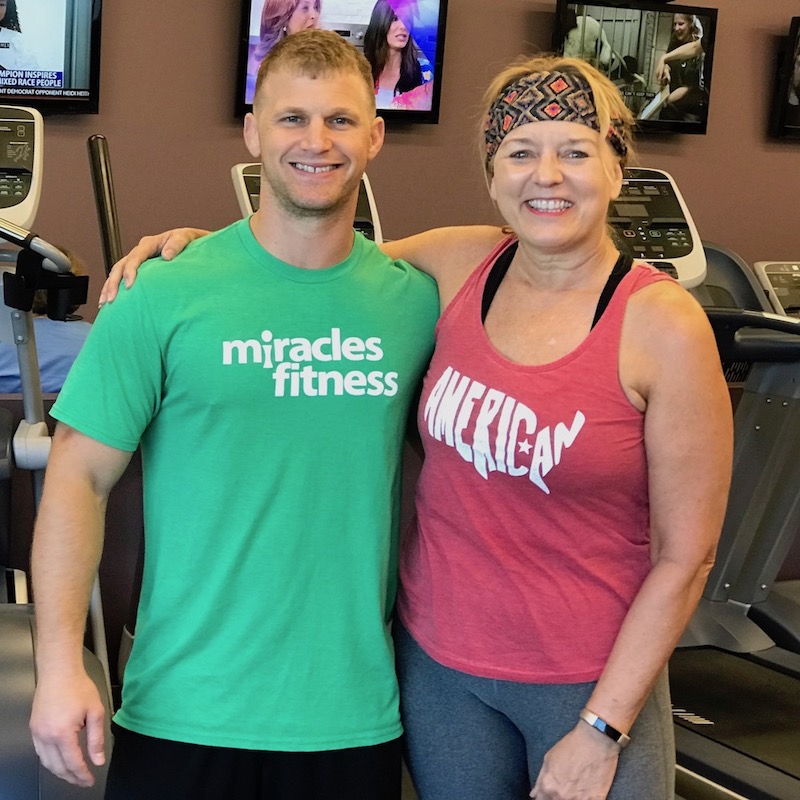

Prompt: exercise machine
[
  {"left": 609, "top": 167, "right": 706, "bottom": 288},
  {"left": 670, "top": 244, "right": 800, "bottom": 799},
  {"left": 0, "top": 107, "right": 112, "bottom": 799},
  {"left": 86, "top": 132, "right": 146, "bottom": 691},
  {"left": 608, "top": 170, "right": 800, "bottom": 798},
  {"left": 753, "top": 260, "right": 800, "bottom": 318}
]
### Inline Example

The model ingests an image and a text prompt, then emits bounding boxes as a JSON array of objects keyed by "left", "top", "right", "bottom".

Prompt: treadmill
[{"left": 669, "top": 243, "right": 800, "bottom": 799}]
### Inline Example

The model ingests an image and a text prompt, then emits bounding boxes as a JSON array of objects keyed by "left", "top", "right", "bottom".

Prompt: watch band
[{"left": 579, "top": 709, "right": 631, "bottom": 749}]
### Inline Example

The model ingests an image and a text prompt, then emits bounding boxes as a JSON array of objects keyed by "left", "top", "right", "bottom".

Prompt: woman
[
  {"left": 659, "top": 13, "right": 706, "bottom": 122},
  {"left": 102, "top": 54, "right": 732, "bottom": 800},
  {"left": 363, "top": 0, "right": 430, "bottom": 108},
  {"left": 246, "top": 0, "right": 321, "bottom": 99},
  {"left": 0, "top": 0, "right": 39, "bottom": 71}
]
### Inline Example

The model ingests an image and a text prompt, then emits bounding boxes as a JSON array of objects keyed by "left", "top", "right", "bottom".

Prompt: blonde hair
[{"left": 479, "top": 54, "right": 636, "bottom": 182}]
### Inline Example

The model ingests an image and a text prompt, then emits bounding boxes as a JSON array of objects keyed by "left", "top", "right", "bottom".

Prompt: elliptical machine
[{"left": 0, "top": 106, "right": 112, "bottom": 799}]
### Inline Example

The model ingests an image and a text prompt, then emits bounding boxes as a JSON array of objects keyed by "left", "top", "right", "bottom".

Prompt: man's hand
[
  {"left": 99, "top": 227, "right": 210, "bottom": 305},
  {"left": 30, "top": 671, "right": 107, "bottom": 787},
  {"left": 530, "top": 723, "right": 619, "bottom": 800}
]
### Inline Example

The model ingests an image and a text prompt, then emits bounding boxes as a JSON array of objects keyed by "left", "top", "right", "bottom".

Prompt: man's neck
[{"left": 248, "top": 200, "right": 358, "bottom": 270}]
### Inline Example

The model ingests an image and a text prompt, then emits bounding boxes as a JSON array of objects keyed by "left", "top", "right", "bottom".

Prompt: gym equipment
[
  {"left": 0, "top": 107, "right": 112, "bottom": 798},
  {"left": 671, "top": 245, "right": 800, "bottom": 800},
  {"left": 609, "top": 167, "right": 706, "bottom": 288},
  {"left": 753, "top": 261, "right": 800, "bottom": 317},
  {"left": 87, "top": 134, "right": 124, "bottom": 272},
  {"left": 86, "top": 133, "right": 144, "bottom": 688},
  {"left": 0, "top": 107, "right": 43, "bottom": 230}
]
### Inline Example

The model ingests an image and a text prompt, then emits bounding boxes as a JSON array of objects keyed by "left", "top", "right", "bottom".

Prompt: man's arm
[{"left": 29, "top": 424, "right": 133, "bottom": 788}]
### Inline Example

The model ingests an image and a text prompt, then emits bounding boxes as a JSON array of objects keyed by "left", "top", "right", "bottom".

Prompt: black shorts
[{"left": 105, "top": 723, "right": 402, "bottom": 800}]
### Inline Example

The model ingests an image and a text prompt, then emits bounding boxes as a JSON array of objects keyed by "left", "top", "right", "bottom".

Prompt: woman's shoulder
[{"left": 625, "top": 268, "right": 712, "bottom": 348}]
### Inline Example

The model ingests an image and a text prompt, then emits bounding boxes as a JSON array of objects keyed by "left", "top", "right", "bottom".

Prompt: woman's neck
[{"left": 377, "top": 50, "right": 402, "bottom": 90}]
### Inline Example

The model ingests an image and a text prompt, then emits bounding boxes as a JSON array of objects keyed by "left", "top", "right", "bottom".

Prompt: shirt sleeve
[{"left": 51, "top": 276, "right": 164, "bottom": 452}]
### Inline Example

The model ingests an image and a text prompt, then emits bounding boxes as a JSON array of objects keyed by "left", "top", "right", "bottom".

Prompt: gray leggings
[{"left": 394, "top": 622, "right": 674, "bottom": 800}]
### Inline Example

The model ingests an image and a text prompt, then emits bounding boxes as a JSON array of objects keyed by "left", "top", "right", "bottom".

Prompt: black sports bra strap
[
  {"left": 590, "top": 253, "right": 633, "bottom": 329},
  {"left": 481, "top": 246, "right": 633, "bottom": 329},
  {"left": 481, "top": 242, "right": 518, "bottom": 323}
]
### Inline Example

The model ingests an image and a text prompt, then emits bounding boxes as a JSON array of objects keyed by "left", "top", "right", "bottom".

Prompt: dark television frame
[
  {"left": 0, "top": 0, "right": 104, "bottom": 115},
  {"left": 552, "top": 0, "right": 718, "bottom": 135},
  {"left": 770, "top": 17, "right": 800, "bottom": 140},
  {"left": 234, "top": 0, "right": 449, "bottom": 124}
]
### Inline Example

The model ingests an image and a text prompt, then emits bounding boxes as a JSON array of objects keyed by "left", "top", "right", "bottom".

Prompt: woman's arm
[
  {"left": 382, "top": 225, "right": 505, "bottom": 304},
  {"left": 655, "top": 39, "right": 704, "bottom": 83},
  {"left": 99, "top": 228, "right": 210, "bottom": 304},
  {"left": 531, "top": 282, "right": 733, "bottom": 800},
  {"left": 100, "top": 224, "right": 505, "bottom": 306}
]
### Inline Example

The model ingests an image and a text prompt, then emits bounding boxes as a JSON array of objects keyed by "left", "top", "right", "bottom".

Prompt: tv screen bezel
[
  {"left": 770, "top": 16, "right": 800, "bottom": 140},
  {"left": 552, "top": 0, "right": 719, "bottom": 136},
  {"left": 234, "top": 0, "right": 449, "bottom": 124},
  {"left": 0, "top": 0, "right": 104, "bottom": 115}
]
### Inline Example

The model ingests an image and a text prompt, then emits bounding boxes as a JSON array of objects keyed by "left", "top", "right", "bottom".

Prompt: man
[{"left": 29, "top": 29, "right": 438, "bottom": 800}]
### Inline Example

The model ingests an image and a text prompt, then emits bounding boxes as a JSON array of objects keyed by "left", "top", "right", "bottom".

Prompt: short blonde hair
[
  {"left": 254, "top": 28, "right": 375, "bottom": 113},
  {"left": 480, "top": 54, "right": 636, "bottom": 181}
]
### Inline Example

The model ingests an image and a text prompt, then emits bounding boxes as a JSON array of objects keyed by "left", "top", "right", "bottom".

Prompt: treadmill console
[
  {"left": 0, "top": 106, "right": 42, "bottom": 229},
  {"left": 230, "top": 163, "right": 383, "bottom": 245},
  {"left": 752, "top": 261, "right": 800, "bottom": 317},
  {"left": 610, "top": 167, "right": 705, "bottom": 288}
]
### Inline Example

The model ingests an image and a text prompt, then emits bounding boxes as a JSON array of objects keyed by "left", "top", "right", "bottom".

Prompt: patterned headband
[{"left": 483, "top": 70, "right": 628, "bottom": 169}]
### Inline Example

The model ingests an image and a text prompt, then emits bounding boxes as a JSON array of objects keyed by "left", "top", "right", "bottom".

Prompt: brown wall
[{"left": 30, "top": 0, "right": 800, "bottom": 320}]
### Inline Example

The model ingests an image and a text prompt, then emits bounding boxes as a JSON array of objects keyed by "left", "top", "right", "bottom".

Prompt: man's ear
[
  {"left": 367, "top": 116, "right": 385, "bottom": 163},
  {"left": 243, "top": 112, "right": 261, "bottom": 159}
]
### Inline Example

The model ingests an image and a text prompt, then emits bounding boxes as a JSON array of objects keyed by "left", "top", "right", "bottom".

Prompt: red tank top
[{"left": 397, "top": 238, "right": 673, "bottom": 683}]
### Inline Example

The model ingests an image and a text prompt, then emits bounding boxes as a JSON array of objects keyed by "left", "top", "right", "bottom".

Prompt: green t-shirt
[{"left": 52, "top": 219, "right": 438, "bottom": 750}]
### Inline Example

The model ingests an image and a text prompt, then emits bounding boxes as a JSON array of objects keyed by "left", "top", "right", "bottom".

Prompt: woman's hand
[
  {"left": 530, "top": 723, "right": 619, "bottom": 800},
  {"left": 99, "top": 228, "right": 210, "bottom": 305}
]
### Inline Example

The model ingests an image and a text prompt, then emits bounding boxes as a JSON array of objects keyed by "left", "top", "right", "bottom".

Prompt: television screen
[
  {"left": 236, "top": 0, "right": 448, "bottom": 123},
  {"left": 770, "top": 17, "right": 800, "bottom": 139},
  {"left": 0, "top": 0, "right": 103, "bottom": 115},
  {"left": 553, "top": 1, "right": 718, "bottom": 135}
]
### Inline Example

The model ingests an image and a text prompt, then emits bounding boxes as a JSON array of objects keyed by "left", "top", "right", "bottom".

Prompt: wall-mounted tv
[
  {"left": 769, "top": 16, "right": 800, "bottom": 140},
  {"left": 553, "top": 1, "right": 718, "bottom": 135},
  {"left": 0, "top": 0, "right": 103, "bottom": 115},
  {"left": 236, "top": 0, "right": 448, "bottom": 123}
]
